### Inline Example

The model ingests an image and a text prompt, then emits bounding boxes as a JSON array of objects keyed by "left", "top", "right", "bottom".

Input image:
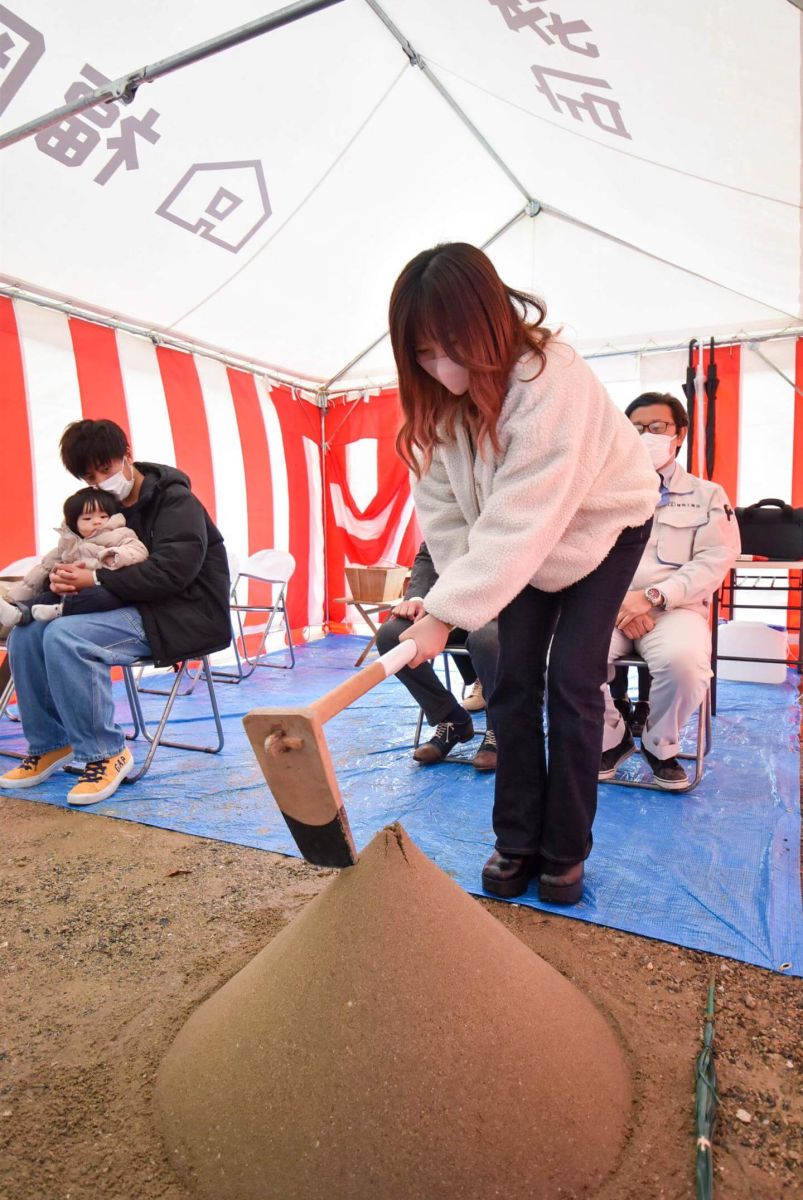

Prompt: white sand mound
[{"left": 155, "top": 824, "right": 632, "bottom": 1199}]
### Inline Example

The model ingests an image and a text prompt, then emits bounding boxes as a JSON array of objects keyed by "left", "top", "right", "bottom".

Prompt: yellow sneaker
[
  {"left": 67, "top": 747, "right": 134, "bottom": 806},
  {"left": 0, "top": 745, "right": 73, "bottom": 789}
]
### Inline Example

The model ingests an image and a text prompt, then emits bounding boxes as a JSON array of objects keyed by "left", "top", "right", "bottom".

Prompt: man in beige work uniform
[{"left": 599, "top": 392, "right": 741, "bottom": 789}]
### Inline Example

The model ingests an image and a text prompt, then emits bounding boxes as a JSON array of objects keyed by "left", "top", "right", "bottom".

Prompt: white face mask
[
  {"left": 98, "top": 459, "right": 135, "bottom": 502},
  {"left": 639, "top": 431, "right": 676, "bottom": 471},
  {"left": 418, "top": 354, "right": 470, "bottom": 396}
]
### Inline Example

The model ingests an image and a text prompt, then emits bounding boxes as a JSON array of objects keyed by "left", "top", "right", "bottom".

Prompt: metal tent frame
[{"left": 3, "top": 0, "right": 796, "bottom": 391}]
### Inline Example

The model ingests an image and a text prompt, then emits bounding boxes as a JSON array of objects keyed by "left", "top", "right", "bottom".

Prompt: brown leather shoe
[
  {"left": 538, "top": 859, "right": 584, "bottom": 906},
  {"left": 481, "top": 850, "right": 538, "bottom": 898},
  {"left": 471, "top": 728, "right": 496, "bottom": 772}
]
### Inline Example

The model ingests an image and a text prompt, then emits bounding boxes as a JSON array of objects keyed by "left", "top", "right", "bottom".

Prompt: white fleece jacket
[
  {"left": 5, "top": 513, "right": 149, "bottom": 602},
  {"left": 414, "top": 341, "right": 659, "bottom": 630}
]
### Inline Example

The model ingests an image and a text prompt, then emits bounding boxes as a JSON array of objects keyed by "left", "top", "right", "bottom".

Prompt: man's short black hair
[
  {"left": 62, "top": 487, "right": 119, "bottom": 536},
  {"left": 625, "top": 392, "right": 689, "bottom": 430},
  {"left": 60, "top": 419, "right": 130, "bottom": 479}
]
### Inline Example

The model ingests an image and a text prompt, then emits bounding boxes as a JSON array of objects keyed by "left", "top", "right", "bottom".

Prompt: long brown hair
[{"left": 388, "top": 243, "right": 553, "bottom": 476}]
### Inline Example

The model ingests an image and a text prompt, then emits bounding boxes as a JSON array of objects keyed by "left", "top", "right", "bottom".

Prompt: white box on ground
[{"left": 716, "top": 621, "right": 788, "bottom": 684}]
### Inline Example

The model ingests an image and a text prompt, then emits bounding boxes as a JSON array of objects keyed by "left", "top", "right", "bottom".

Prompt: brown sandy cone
[{"left": 155, "top": 825, "right": 632, "bottom": 1200}]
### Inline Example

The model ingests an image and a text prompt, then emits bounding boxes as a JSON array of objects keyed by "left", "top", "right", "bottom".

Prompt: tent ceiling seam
[
  {"left": 362, "top": 0, "right": 535, "bottom": 206},
  {"left": 427, "top": 56, "right": 802, "bottom": 213}
]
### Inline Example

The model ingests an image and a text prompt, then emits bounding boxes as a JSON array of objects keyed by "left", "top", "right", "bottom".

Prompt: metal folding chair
[
  {"left": 214, "top": 549, "right": 296, "bottom": 681},
  {"left": 0, "top": 555, "right": 40, "bottom": 748},
  {"left": 136, "top": 546, "right": 241, "bottom": 696},
  {"left": 0, "top": 555, "right": 225, "bottom": 779},
  {"left": 0, "top": 660, "right": 15, "bottom": 727},
  {"left": 1, "top": 652, "right": 224, "bottom": 778},
  {"left": 0, "top": 669, "right": 27, "bottom": 761},
  {"left": 412, "top": 646, "right": 484, "bottom": 748},
  {"left": 121, "top": 655, "right": 224, "bottom": 782},
  {"left": 599, "top": 652, "right": 712, "bottom": 793}
]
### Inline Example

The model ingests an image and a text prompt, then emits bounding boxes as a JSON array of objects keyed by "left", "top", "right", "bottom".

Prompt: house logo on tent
[
  {"left": 156, "top": 160, "right": 271, "bottom": 254},
  {"left": 0, "top": 5, "right": 45, "bottom": 117}
]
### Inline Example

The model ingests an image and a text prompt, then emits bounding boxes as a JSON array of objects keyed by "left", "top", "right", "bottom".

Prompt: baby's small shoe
[
  {"left": 31, "top": 604, "right": 62, "bottom": 622},
  {"left": 0, "top": 597, "right": 22, "bottom": 627}
]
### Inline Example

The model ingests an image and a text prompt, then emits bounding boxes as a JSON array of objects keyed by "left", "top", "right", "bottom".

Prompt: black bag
[{"left": 735, "top": 498, "right": 803, "bottom": 560}]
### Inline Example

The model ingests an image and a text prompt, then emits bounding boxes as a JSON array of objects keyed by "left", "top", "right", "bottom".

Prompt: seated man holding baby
[{"left": 0, "top": 419, "right": 230, "bottom": 806}]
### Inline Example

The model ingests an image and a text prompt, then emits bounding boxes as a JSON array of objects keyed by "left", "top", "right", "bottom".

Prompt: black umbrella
[
  {"left": 682, "top": 339, "right": 698, "bottom": 472},
  {"left": 704, "top": 337, "right": 718, "bottom": 480}
]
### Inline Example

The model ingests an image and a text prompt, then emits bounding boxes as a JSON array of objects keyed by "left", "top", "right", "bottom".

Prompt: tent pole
[
  {"left": 324, "top": 332, "right": 391, "bottom": 392},
  {"left": 746, "top": 342, "right": 803, "bottom": 398},
  {"left": 328, "top": 325, "right": 803, "bottom": 388},
  {"left": 319, "top": 401, "right": 331, "bottom": 629},
  {"left": 5, "top": 276, "right": 799, "bottom": 388},
  {"left": 585, "top": 328, "right": 803, "bottom": 361},
  {"left": 362, "top": 0, "right": 536, "bottom": 207},
  {"left": 0, "top": 0, "right": 346, "bottom": 149}
]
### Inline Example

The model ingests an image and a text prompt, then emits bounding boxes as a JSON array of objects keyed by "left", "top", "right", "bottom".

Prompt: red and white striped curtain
[
  {"left": 4, "top": 293, "right": 802, "bottom": 641},
  {"left": 0, "top": 297, "right": 325, "bottom": 637},
  {"left": 324, "top": 390, "right": 420, "bottom": 629}
]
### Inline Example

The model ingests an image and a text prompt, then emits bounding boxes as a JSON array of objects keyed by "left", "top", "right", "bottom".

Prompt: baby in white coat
[{"left": 0, "top": 488, "right": 148, "bottom": 627}]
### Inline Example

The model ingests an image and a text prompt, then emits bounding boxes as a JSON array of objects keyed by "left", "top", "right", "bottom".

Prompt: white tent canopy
[{"left": 1, "top": 0, "right": 801, "bottom": 388}]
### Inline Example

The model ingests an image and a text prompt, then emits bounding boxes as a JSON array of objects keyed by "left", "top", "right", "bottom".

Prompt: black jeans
[
  {"left": 15, "top": 585, "right": 125, "bottom": 624},
  {"left": 376, "top": 616, "right": 498, "bottom": 726},
  {"left": 489, "top": 520, "right": 652, "bottom": 864}
]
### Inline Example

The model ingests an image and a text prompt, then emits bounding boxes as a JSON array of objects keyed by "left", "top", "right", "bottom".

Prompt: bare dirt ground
[{"left": 0, "top": 797, "right": 800, "bottom": 1200}]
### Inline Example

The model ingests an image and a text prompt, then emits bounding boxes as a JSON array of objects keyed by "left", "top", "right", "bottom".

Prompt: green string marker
[{"left": 695, "top": 972, "right": 718, "bottom": 1200}]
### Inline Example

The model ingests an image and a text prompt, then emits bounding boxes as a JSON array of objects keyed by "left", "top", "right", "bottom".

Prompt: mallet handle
[{"left": 311, "top": 639, "right": 417, "bottom": 726}]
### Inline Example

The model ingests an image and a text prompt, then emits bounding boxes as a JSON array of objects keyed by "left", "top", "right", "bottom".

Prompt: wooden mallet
[{"left": 242, "top": 640, "right": 417, "bottom": 868}]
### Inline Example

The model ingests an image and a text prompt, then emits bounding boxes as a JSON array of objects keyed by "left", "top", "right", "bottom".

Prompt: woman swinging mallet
[{"left": 389, "top": 243, "right": 657, "bottom": 904}]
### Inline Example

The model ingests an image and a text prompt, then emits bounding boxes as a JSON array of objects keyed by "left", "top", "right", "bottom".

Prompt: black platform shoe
[{"left": 481, "top": 850, "right": 539, "bottom": 899}]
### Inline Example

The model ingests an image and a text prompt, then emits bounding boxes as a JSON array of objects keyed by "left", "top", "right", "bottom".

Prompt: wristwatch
[
  {"left": 644, "top": 586, "right": 666, "bottom": 609},
  {"left": 92, "top": 569, "right": 101, "bottom": 586}
]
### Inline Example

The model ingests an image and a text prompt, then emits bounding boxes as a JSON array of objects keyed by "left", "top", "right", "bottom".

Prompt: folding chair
[
  {"left": 599, "top": 653, "right": 712, "bottom": 793},
  {"left": 0, "top": 555, "right": 40, "bottom": 746},
  {"left": 0, "top": 659, "right": 14, "bottom": 726},
  {"left": 412, "top": 646, "right": 485, "bottom": 748},
  {"left": 121, "top": 655, "right": 225, "bottom": 782},
  {"left": 0, "top": 671, "right": 27, "bottom": 762},
  {"left": 1, "top": 651, "right": 224, "bottom": 778},
  {"left": 215, "top": 549, "right": 296, "bottom": 681},
  {"left": 0, "top": 555, "right": 224, "bottom": 780},
  {"left": 137, "top": 546, "right": 241, "bottom": 696}
]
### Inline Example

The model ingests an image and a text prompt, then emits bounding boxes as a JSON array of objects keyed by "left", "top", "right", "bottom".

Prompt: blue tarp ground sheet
[{"left": 2, "top": 634, "right": 801, "bottom": 976}]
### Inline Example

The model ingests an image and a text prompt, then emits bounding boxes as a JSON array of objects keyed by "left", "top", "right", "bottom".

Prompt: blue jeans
[{"left": 7, "top": 607, "right": 151, "bottom": 763}]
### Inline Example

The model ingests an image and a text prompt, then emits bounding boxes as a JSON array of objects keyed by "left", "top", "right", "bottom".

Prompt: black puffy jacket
[{"left": 96, "top": 463, "right": 231, "bottom": 667}]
